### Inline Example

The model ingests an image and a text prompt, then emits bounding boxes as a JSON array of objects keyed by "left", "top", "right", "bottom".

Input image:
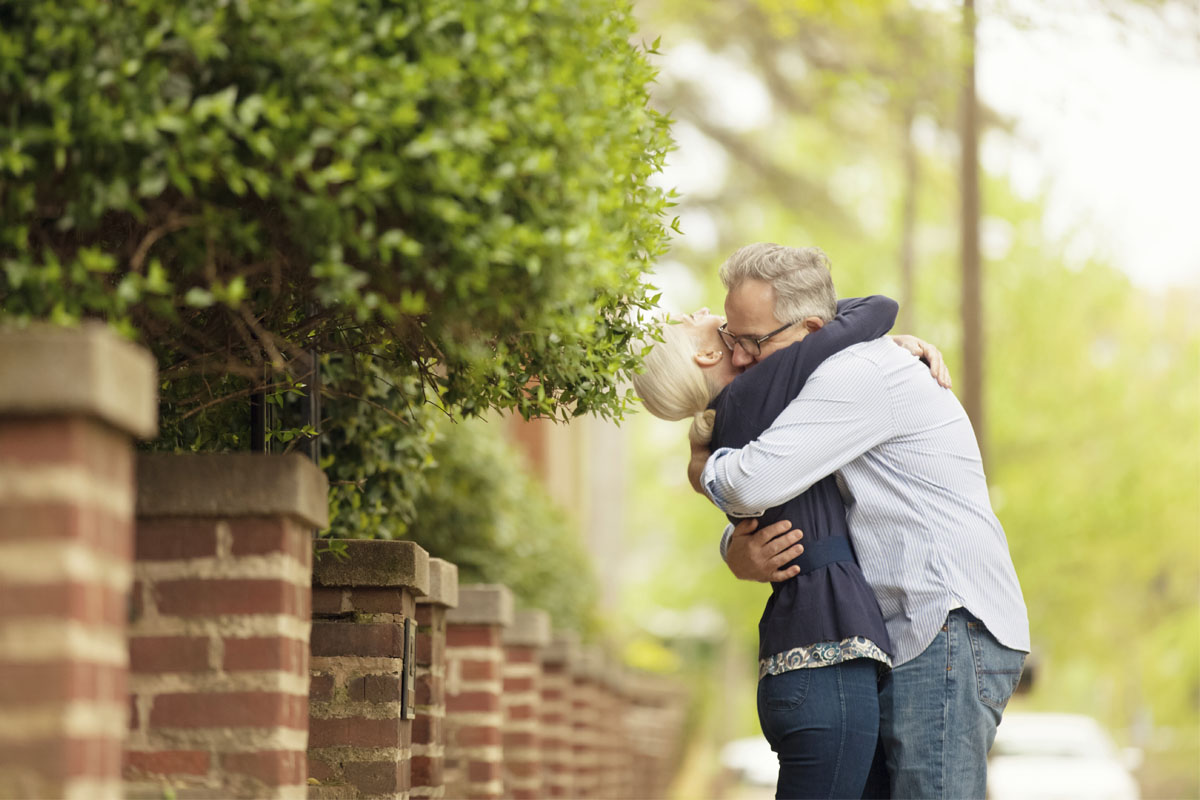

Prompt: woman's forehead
[{"left": 681, "top": 308, "right": 724, "bottom": 324}]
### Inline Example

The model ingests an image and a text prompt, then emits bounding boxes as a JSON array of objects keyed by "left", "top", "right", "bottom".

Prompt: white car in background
[
  {"left": 719, "top": 736, "right": 778, "bottom": 788},
  {"left": 988, "top": 711, "right": 1142, "bottom": 800}
]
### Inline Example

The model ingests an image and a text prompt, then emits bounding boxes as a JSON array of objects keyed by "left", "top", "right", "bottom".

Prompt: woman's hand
[
  {"left": 688, "top": 439, "right": 710, "bottom": 495},
  {"left": 892, "top": 335, "right": 952, "bottom": 388}
]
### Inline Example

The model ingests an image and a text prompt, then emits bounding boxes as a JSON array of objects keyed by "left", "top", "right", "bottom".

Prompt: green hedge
[
  {"left": 1, "top": 1, "right": 670, "bottom": 626},
  {"left": 1, "top": 0, "right": 672, "bottom": 428},
  {"left": 401, "top": 417, "right": 600, "bottom": 633}
]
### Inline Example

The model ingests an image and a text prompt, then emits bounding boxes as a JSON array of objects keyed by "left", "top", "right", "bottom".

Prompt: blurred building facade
[{"left": 503, "top": 414, "right": 630, "bottom": 612}]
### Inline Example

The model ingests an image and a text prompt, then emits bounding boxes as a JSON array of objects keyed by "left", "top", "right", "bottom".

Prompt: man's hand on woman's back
[{"left": 726, "top": 518, "right": 806, "bottom": 582}]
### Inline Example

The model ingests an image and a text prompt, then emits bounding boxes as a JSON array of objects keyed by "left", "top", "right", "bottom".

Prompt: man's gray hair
[{"left": 719, "top": 243, "right": 837, "bottom": 323}]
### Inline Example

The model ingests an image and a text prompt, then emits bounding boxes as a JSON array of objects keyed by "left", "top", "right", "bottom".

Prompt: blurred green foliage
[
  {"left": 402, "top": 416, "right": 600, "bottom": 633},
  {"left": 1, "top": 0, "right": 672, "bottom": 629},
  {"left": 629, "top": 0, "right": 1199, "bottom": 793},
  {"left": 1, "top": 0, "right": 671, "bottom": 422}
]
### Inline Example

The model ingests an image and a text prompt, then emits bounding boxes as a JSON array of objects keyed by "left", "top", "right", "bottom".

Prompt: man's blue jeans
[
  {"left": 869, "top": 608, "right": 1026, "bottom": 799},
  {"left": 757, "top": 658, "right": 881, "bottom": 799}
]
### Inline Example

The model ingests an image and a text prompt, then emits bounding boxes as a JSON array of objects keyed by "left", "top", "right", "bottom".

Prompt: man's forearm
[{"left": 702, "top": 368, "right": 891, "bottom": 514}]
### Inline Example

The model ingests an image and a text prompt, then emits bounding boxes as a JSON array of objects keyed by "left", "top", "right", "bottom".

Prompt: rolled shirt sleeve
[{"left": 718, "top": 523, "right": 734, "bottom": 560}]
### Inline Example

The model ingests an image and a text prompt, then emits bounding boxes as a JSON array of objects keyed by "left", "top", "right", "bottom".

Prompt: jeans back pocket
[
  {"left": 966, "top": 620, "right": 1026, "bottom": 712},
  {"left": 757, "top": 668, "right": 814, "bottom": 748}
]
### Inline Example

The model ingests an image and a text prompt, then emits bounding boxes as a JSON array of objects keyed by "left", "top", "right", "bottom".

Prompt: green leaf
[{"left": 184, "top": 287, "right": 215, "bottom": 307}]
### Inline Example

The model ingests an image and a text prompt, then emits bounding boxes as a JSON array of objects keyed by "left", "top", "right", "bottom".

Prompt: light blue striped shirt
[{"left": 705, "top": 337, "right": 1030, "bottom": 666}]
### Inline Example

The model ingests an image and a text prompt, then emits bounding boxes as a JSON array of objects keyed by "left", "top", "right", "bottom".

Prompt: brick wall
[
  {"left": 0, "top": 326, "right": 694, "bottom": 800},
  {"left": 443, "top": 585, "right": 512, "bottom": 800},
  {"left": 501, "top": 609, "right": 551, "bottom": 799},
  {"left": 539, "top": 632, "right": 578, "bottom": 800},
  {"left": 126, "top": 453, "right": 327, "bottom": 799},
  {"left": 570, "top": 646, "right": 605, "bottom": 800},
  {"left": 596, "top": 663, "right": 634, "bottom": 800},
  {"left": 0, "top": 325, "right": 157, "bottom": 800},
  {"left": 626, "top": 674, "right": 690, "bottom": 800},
  {"left": 608, "top": 667, "right": 636, "bottom": 800},
  {"left": 308, "top": 539, "right": 430, "bottom": 800},
  {"left": 412, "top": 558, "right": 458, "bottom": 799}
]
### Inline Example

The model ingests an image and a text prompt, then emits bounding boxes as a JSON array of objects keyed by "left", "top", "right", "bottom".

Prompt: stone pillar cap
[
  {"left": 541, "top": 630, "right": 580, "bottom": 665},
  {"left": 607, "top": 663, "right": 631, "bottom": 695},
  {"left": 502, "top": 608, "right": 552, "bottom": 647},
  {"left": 446, "top": 584, "right": 513, "bottom": 627},
  {"left": 417, "top": 558, "right": 459, "bottom": 608},
  {"left": 136, "top": 453, "right": 329, "bottom": 530},
  {"left": 609, "top": 660, "right": 636, "bottom": 693},
  {"left": 313, "top": 539, "right": 430, "bottom": 596},
  {"left": 0, "top": 322, "right": 158, "bottom": 439},
  {"left": 576, "top": 644, "right": 607, "bottom": 680},
  {"left": 626, "top": 671, "right": 688, "bottom": 703}
]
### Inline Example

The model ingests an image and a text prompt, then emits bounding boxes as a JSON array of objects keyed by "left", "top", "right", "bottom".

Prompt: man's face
[{"left": 723, "top": 278, "right": 809, "bottom": 371}]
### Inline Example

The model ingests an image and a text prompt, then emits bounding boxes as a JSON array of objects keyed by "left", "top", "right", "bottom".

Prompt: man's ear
[
  {"left": 693, "top": 348, "right": 724, "bottom": 367},
  {"left": 802, "top": 316, "right": 825, "bottom": 333}
]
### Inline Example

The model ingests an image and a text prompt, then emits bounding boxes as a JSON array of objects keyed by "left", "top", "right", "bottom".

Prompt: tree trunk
[
  {"left": 960, "top": 0, "right": 986, "bottom": 468},
  {"left": 899, "top": 105, "right": 919, "bottom": 333}
]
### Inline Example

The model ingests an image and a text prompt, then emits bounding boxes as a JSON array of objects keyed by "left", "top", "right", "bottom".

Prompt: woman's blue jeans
[{"left": 756, "top": 658, "right": 881, "bottom": 800}]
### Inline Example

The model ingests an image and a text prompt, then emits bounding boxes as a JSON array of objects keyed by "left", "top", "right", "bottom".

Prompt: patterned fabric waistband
[{"left": 759, "top": 636, "right": 892, "bottom": 679}]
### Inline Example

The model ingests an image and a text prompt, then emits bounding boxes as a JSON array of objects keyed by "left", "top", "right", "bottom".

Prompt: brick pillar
[
  {"left": 308, "top": 539, "right": 430, "bottom": 800},
  {"left": 576, "top": 647, "right": 609, "bottom": 799},
  {"left": 601, "top": 661, "right": 633, "bottom": 800},
  {"left": 444, "top": 584, "right": 513, "bottom": 800},
  {"left": 126, "top": 453, "right": 327, "bottom": 799},
  {"left": 0, "top": 325, "right": 156, "bottom": 800},
  {"left": 501, "top": 609, "right": 551, "bottom": 799},
  {"left": 412, "top": 558, "right": 458, "bottom": 799},
  {"left": 627, "top": 674, "right": 688, "bottom": 800},
  {"left": 611, "top": 667, "right": 636, "bottom": 800},
  {"left": 539, "top": 632, "right": 578, "bottom": 800},
  {"left": 594, "top": 654, "right": 617, "bottom": 800}
]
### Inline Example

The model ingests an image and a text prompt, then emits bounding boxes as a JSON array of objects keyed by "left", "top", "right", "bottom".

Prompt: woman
[{"left": 633, "top": 296, "right": 901, "bottom": 799}]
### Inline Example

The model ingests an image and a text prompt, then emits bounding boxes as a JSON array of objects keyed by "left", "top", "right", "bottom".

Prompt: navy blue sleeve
[
  {"left": 712, "top": 296, "right": 898, "bottom": 450},
  {"left": 806, "top": 295, "right": 900, "bottom": 365},
  {"left": 772, "top": 294, "right": 898, "bottom": 406}
]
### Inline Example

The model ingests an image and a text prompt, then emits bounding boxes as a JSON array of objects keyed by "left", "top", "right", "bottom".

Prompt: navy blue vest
[{"left": 710, "top": 296, "right": 896, "bottom": 662}]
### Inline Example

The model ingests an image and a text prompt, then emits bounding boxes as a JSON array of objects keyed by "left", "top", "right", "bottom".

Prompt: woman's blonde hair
[{"left": 631, "top": 320, "right": 718, "bottom": 446}]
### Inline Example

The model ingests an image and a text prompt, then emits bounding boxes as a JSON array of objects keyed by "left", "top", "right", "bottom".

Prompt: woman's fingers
[
  {"left": 892, "top": 335, "right": 954, "bottom": 389},
  {"left": 891, "top": 334, "right": 922, "bottom": 357},
  {"left": 924, "top": 344, "right": 952, "bottom": 388}
]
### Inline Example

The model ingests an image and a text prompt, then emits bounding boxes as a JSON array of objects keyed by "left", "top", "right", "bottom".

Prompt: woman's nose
[{"left": 694, "top": 307, "right": 709, "bottom": 316}]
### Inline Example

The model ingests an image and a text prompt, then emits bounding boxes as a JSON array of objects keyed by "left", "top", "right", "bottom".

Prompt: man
[{"left": 690, "top": 243, "right": 1029, "bottom": 800}]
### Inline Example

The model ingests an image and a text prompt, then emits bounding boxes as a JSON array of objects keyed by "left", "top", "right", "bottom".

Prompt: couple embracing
[{"left": 633, "top": 243, "right": 1029, "bottom": 800}]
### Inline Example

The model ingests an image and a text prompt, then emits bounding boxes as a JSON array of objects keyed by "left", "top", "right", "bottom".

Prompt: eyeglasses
[{"left": 717, "top": 320, "right": 798, "bottom": 358}]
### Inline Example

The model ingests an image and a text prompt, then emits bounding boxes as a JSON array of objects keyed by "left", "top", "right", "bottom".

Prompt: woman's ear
[
  {"left": 803, "top": 316, "right": 826, "bottom": 333},
  {"left": 693, "top": 348, "right": 724, "bottom": 367}
]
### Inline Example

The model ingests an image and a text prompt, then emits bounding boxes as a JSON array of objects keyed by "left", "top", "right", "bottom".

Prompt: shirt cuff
[
  {"left": 702, "top": 447, "right": 735, "bottom": 508},
  {"left": 719, "top": 523, "right": 734, "bottom": 561},
  {"left": 703, "top": 447, "right": 764, "bottom": 518}
]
